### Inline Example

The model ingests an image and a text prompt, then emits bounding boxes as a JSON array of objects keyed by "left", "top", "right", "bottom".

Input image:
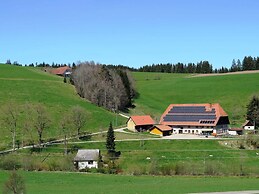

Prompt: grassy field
[
  {"left": 132, "top": 72, "right": 259, "bottom": 126},
  {"left": 8, "top": 138, "right": 258, "bottom": 176},
  {"left": 0, "top": 64, "right": 126, "bottom": 149},
  {"left": 1, "top": 170, "right": 259, "bottom": 194}
]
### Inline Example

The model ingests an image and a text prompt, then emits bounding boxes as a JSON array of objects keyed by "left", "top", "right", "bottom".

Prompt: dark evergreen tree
[
  {"left": 230, "top": 59, "right": 237, "bottom": 72},
  {"left": 237, "top": 59, "right": 242, "bottom": 71},
  {"left": 256, "top": 57, "right": 259, "bottom": 70},
  {"left": 246, "top": 96, "right": 259, "bottom": 128},
  {"left": 242, "top": 56, "right": 255, "bottom": 70},
  {"left": 106, "top": 122, "right": 115, "bottom": 154}
]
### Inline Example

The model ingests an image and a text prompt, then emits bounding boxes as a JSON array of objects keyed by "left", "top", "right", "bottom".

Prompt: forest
[{"left": 71, "top": 61, "right": 136, "bottom": 111}]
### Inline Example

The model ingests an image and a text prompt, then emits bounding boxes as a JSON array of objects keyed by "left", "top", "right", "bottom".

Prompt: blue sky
[{"left": 1, "top": 0, "right": 259, "bottom": 68}]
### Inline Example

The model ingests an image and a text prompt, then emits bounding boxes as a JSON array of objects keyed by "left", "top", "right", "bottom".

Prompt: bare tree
[
  {"left": 32, "top": 104, "right": 50, "bottom": 148},
  {"left": 3, "top": 170, "right": 26, "bottom": 194},
  {"left": 1, "top": 103, "right": 19, "bottom": 151},
  {"left": 22, "top": 103, "right": 36, "bottom": 147},
  {"left": 71, "top": 106, "right": 87, "bottom": 137},
  {"left": 59, "top": 114, "right": 72, "bottom": 155}
]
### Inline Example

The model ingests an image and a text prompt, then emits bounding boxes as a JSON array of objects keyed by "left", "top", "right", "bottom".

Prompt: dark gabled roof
[
  {"left": 128, "top": 115, "right": 155, "bottom": 126},
  {"left": 160, "top": 103, "right": 229, "bottom": 127},
  {"left": 242, "top": 120, "right": 254, "bottom": 127},
  {"left": 74, "top": 149, "right": 100, "bottom": 162}
]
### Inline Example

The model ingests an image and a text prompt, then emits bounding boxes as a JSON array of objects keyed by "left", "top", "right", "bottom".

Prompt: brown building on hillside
[{"left": 52, "top": 66, "right": 72, "bottom": 77}]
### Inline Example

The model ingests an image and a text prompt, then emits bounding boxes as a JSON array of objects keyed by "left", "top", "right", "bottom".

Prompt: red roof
[
  {"left": 151, "top": 125, "right": 172, "bottom": 131},
  {"left": 160, "top": 103, "right": 229, "bottom": 127},
  {"left": 129, "top": 115, "right": 155, "bottom": 126},
  {"left": 52, "top": 66, "right": 71, "bottom": 75}
]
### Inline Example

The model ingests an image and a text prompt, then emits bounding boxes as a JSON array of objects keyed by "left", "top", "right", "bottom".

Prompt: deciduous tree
[
  {"left": 3, "top": 170, "right": 26, "bottom": 194},
  {"left": 33, "top": 104, "right": 50, "bottom": 148},
  {"left": 59, "top": 114, "right": 72, "bottom": 155},
  {"left": 71, "top": 106, "right": 87, "bottom": 136},
  {"left": 1, "top": 103, "right": 19, "bottom": 151}
]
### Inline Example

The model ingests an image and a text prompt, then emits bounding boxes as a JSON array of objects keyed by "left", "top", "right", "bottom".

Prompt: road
[{"left": 192, "top": 191, "right": 259, "bottom": 194}]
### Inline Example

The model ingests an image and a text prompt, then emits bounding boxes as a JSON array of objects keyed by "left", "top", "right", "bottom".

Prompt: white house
[
  {"left": 159, "top": 103, "right": 230, "bottom": 136},
  {"left": 74, "top": 149, "right": 100, "bottom": 170},
  {"left": 242, "top": 120, "right": 255, "bottom": 130}
]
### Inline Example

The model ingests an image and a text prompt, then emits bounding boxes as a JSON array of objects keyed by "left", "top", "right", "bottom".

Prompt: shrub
[{"left": 0, "top": 155, "right": 21, "bottom": 170}]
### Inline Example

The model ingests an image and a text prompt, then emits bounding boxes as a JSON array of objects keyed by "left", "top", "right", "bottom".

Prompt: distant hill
[
  {"left": 0, "top": 64, "right": 125, "bottom": 149},
  {"left": 132, "top": 71, "right": 259, "bottom": 126}
]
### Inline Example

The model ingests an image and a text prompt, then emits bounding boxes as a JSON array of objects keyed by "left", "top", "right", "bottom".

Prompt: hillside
[
  {"left": 132, "top": 72, "right": 259, "bottom": 126},
  {"left": 0, "top": 64, "right": 126, "bottom": 150}
]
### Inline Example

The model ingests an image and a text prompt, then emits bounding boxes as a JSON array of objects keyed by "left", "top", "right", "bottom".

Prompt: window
[{"left": 88, "top": 161, "right": 93, "bottom": 165}]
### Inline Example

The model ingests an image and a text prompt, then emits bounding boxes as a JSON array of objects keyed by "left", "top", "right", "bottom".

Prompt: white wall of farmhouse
[
  {"left": 171, "top": 127, "right": 213, "bottom": 135},
  {"left": 78, "top": 161, "right": 98, "bottom": 170},
  {"left": 171, "top": 125, "right": 229, "bottom": 135},
  {"left": 244, "top": 126, "right": 255, "bottom": 130}
]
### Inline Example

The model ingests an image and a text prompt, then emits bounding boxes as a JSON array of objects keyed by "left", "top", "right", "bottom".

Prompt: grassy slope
[
  {"left": 0, "top": 64, "right": 126, "bottom": 149},
  {"left": 1, "top": 170, "right": 259, "bottom": 194},
  {"left": 132, "top": 72, "right": 259, "bottom": 125}
]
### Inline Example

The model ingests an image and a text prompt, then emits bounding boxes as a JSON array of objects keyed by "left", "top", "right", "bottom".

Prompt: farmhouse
[
  {"left": 74, "top": 149, "right": 100, "bottom": 170},
  {"left": 242, "top": 120, "right": 255, "bottom": 130},
  {"left": 149, "top": 125, "right": 172, "bottom": 136},
  {"left": 127, "top": 115, "right": 155, "bottom": 132},
  {"left": 52, "top": 66, "right": 72, "bottom": 77},
  {"left": 160, "top": 103, "right": 229, "bottom": 135}
]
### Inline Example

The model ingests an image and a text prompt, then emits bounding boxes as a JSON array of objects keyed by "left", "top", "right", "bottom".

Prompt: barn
[
  {"left": 127, "top": 115, "right": 155, "bottom": 132},
  {"left": 160, "top": 103, "right": 230, "bottom": 135}
]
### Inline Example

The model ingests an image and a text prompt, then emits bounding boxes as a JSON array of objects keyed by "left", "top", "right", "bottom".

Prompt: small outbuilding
[
  {"left": 149, "top": 125, "right": 172, "bottom": 136},
  {"left": 228, "top": 128, "right": 243, "bottom": 135},
  {"left": 127, "top": 115, "right": 155, "bottom": 132},
  {"left": 242, "top": 120, "right": 255, "bottom": 130},
  {"left": 74, "top": 149, "right": 100, "bottom": 170}
]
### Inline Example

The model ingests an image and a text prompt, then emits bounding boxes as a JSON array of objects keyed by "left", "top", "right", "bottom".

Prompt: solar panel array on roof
[
  {"left": 163, "top": 105, "right": 217, "bottom": 123},
  {"left": 163, "top": 115, "right": 216, "bottom": 122},
  {"left": 169, "top": 106, "right": 215, "bottom": 114}
]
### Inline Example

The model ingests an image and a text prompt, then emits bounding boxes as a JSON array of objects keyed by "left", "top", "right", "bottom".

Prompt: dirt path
[{"left": 190, "top": 70, "right": 259, "bottom": 78}]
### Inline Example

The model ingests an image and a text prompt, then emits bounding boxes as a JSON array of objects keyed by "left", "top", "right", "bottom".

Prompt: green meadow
[
  {"left": 1, "top": 170, "right": 259, "bottom": 194},
  {"left": 132, "top": 72, "right": 259, "bottom": 126},
  {"left": 0, "top": 64, "right": 126, "bottom": 149},
  {"left": 13, "top": 139, "right": 259, "bottom": 176}
]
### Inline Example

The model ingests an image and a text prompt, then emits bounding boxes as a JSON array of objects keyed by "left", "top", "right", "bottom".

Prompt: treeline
[
  {"left": 138, "top": 56, "right": 259, "bottom": 74},
  {"left": 139, "top": 61, "right": 213, "bottom": 73},
  {"left": 72, "top": 61, "right": 136, "bottom": 111}
]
